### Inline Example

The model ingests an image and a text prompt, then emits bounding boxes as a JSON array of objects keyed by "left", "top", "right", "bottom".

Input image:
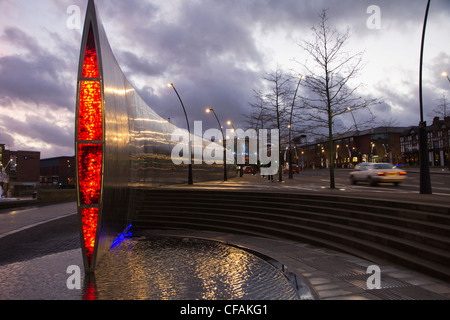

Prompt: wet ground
[
  {"left": 1, "top": 201, "right": 449, "bottom": 301},
  {"left": 90, "top": 235, "right": 303, "bottom": 300},
  {"left": 0, "top": 213, "right": 304, "bottom": 300}
]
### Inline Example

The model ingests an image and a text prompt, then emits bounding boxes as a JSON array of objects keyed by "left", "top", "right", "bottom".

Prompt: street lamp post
[
  {"left": 418, "top": 0, "right": 432, "bottom": 194},
  {"left": 347, "top": 106, "right": 360, "bottom": 163},
  {"left": 227, "top": 120, "right": 243, "bottom": 177},
  {"left": 206, "top": 108, "right": 227, "bottom": 181},
  {"left": 167, "top": 83, "right": 193, "bottom": 185},
  {"left": 288, "top": 75, "right": 304, "bottom": 179},
  {"left": 346, "top": 107, "right": 359, "bottom": 135},
  {"left": 442, "top": 72, "right": 450, "bottom": 170}
]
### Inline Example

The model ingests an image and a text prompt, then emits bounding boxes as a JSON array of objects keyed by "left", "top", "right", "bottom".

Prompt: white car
[{"left": 349, "top": 163, "right": 407, "bottom": 186}]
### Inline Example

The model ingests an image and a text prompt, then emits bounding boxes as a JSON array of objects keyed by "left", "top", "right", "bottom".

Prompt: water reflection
[{"left": 84, "top": 236, "right": 300, "bottom": 300}]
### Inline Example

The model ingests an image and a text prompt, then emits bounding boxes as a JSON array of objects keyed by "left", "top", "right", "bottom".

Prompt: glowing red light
[
  {"left": 83, "top": 281, "right": 97, "bottom": 300},
  {"left": 79, "top": 81, "right": 102, "bottom": 141},
  {"left": 78, "top": 144, "right": 102, "bottom": 204},
  {"left": 82, "top": 25, "right": 99, "bottom": 79},
  {"left": 77, "top": 19, "right": 103, "bottom": 271},
  {"left": 81, "top": 207, "right": 99, "bottom": 265}
]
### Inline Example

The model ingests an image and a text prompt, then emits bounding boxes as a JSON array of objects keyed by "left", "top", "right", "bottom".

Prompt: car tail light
[
  {"left": 377, "top": 172, "right": 386, "bottom": 176},
  {"left": 399, "top": 171, "right": 407, "bottom": 176}
]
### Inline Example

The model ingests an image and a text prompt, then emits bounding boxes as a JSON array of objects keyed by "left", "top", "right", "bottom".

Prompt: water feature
[{"left": 88, "top": 235, "right": 306, "bottom": 300}]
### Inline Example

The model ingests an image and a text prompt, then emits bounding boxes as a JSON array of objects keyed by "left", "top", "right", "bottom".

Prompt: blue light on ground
[{"left": 110, "top": 224, "right": 132, "bottom": 249}]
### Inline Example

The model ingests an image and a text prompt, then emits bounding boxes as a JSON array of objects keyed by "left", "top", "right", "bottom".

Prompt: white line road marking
[{"left": 0, "top": 211, "right": 77, "bottom": 240}]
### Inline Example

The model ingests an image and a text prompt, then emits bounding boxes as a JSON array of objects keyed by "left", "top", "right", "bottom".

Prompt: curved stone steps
[
  {"left": 138, "top": 202, "right": 450, "bottom": 251},
  {"left": 132, "top": 189, "right": 450, "bottom": 281}
]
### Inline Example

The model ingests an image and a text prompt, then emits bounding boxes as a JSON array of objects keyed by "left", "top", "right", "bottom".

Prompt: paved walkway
[
  {"left": 147, "top": 229, "right": 450, "bottom": 300},
  {"left": 0, "top": 201, "right": 76, "bottom": 239}
]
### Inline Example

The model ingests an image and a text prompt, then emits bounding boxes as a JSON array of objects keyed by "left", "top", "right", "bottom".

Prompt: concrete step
[
  {"left": 133, "top": 189, "right": 450, "bottom": 281},
  {"left": 138, "top": 190, "right": 450, "bottom": 225},
  {"left": 135, "top": 208, "right": 450, "bottom": 266},
  {"left": 137, "top": 203, "right": 450, "bottom": 251},
  {"left": 138, "top": 196, "right": 450, "bottom": 237},
  {"left": 133, "top": 214, "right": 450, "bottom": 281},
  {"left": 138, "top": 189, "right": 450, "bottom": 215}
]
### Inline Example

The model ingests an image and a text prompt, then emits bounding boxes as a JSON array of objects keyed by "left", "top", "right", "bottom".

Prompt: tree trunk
[{"left": 328, "top": 118, "right": 335, "bottom": 189}]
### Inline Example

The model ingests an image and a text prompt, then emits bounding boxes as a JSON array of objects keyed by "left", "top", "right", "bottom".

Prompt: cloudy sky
[{"left": 0, "top": 0, "right": 449, "bottom": 159}]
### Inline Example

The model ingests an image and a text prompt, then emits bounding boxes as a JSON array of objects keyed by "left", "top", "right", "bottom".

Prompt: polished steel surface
[{"left": 76, "top": 1, "right": 235, "bottom": 272}]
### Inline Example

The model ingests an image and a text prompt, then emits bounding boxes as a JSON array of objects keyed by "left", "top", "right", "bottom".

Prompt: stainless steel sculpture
[{"left": 75, "top": 0, "right": 234, "bottom": 273}]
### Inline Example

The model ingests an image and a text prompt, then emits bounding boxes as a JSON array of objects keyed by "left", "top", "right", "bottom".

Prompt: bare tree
[
  {"left": 298, "top": 9, "right": 379, "bottom": 188},
  {"left": 428, "top": 94, "right": 448, "bottom": 119},
  {"left": 260, "top": 66, "right": 293, "bottom": 181},
  {"left": 244, "top": 90, "right": 273, "bottom": 131}
]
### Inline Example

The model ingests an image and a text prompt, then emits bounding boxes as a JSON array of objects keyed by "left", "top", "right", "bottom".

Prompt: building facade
[
  {"left": 0, "top": 144, "right": 40, "bottom": 197},
  {"left": 40, "top": 156, "right": 76, "bottom": 187},
  {"left": 295, "top": 127, "right": 407, "bottom": 169},
  {"left": 400, "top": 117, "right": 450, "bottom": 167}
]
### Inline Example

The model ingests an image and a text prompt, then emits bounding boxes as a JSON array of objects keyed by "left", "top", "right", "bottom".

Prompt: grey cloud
[
  {"left": 118, "top": 50, "right": 167, "bottom": 77},
  {"left": 99, "top": 1, "right": 267, "bottom": 130},
  {"left": 2, "top": 0, "right": 449, "bottom": 158},
  {"left": 0, "top": 126, "right": 15, "bottom": 147},
  {"left": 0, "top": 113, "right": 73, "bottom": 149},
  {"left": 0, "top": 27, "right": 75, "bottom": 110}
]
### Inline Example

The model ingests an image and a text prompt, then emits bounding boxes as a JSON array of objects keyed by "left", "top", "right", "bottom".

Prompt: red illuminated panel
[
  {"left": 79, "top": 81, "right": 102, "bottom": 141},
  {"left": 78, "top": 144, "right": 102, "bottom": 204},
  {"left": 81, "top": 207, "right": 99, "bottom": 265},
  {"left": 83, "top": 281, "right": 97, "bottom": 300},
  {"left": 82, "top": 25, "right": 99, "bottom": 78}
]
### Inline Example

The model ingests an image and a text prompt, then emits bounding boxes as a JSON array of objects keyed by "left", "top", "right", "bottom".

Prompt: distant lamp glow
[
  {"left": 442, "top": 71, "right": 450, "bottom": 82},
  {"left": 227, "top": 120, "right": 236, "bottom": 132}
]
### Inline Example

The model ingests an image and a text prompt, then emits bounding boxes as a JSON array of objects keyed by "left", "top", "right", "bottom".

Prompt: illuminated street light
[
  {"left": 206, "top": 108, "right": 227, "bottom": 181},
  {"left": 442, "top": 71, "right": 450, "bottom": 82},
  {"left": 168, "top": 83, "right": 193, "bottom": 185}
]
